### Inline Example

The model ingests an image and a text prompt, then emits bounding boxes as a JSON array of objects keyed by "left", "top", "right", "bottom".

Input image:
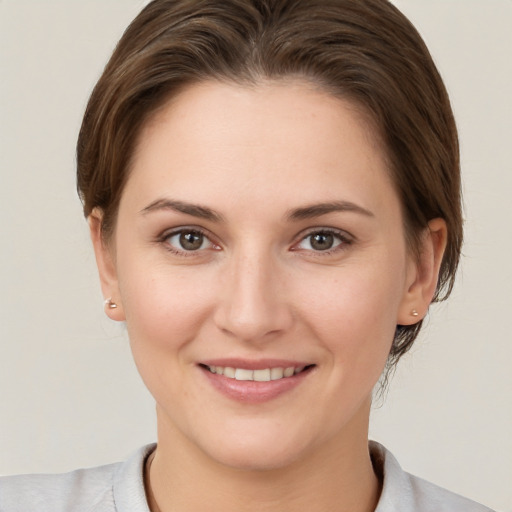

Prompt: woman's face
[{"left": 94, "top": 80, "right": 429, "bottom": 470}]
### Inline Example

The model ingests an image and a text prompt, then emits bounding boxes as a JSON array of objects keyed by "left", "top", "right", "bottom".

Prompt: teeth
[
  {"left": 207, "top": 365, "right": 308, "bottom": 381},
  {"left": 270, "top": 367, "right": 284, "bottom": 380},
  {"left": 253, "top": 369, "right": 271, "bottom": 382},
  {"left": 283, "top": 367, "right": 295, "bottom": 377},
  {"left": 223, "top": 367, "right": 235, "bottom": 378},
  {"left": 234, "top": 368, "right": 253, "bottom": 381}
]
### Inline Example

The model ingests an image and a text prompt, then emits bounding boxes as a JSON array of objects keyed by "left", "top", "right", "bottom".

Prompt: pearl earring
[
  {"left": 104, "top": 298, "right": 118, "bottom": 309},
  {"left": 411, "top": 309, "right": 419, "bottom": 317}
]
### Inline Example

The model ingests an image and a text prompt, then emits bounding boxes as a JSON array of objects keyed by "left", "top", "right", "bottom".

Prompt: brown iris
[
  {"left": 310, "top": 232, "right": 335, "bottom": 251},
  {"left": 179, "top": 231, "right": 204, "bottom": 250}
]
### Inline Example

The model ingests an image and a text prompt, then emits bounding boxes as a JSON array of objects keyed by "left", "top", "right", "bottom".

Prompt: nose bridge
[{"left": 214, "top": 241, "right": 291, "bottom": 341}]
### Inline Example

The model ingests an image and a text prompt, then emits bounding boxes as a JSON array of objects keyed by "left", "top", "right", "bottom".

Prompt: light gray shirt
[{"left": 0, "top": 442, "right": 494, "bottom": 511}]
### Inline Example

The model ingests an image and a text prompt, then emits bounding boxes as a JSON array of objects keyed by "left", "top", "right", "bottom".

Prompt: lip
[
  {"left": 198, "top": 359, "right": 315, "bottom": 404},
  {"left": 200, "top": 358, "right": 312, "bottom": 370}
]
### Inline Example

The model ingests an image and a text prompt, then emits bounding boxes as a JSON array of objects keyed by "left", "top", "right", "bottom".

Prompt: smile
[
  {"left": 199, "top": 360, "right": 315, "bottom": 403},
  {"left": 206, "top": 365, "right": 308, "bottom": 381}
]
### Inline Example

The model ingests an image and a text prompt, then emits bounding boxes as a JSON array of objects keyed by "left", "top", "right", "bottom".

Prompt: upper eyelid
[
  {"left": 159, "top": 225, "right": 214, "bottom": 240},
  {"left": 296, "top": 226, "right": 354, "bottom": 242}
]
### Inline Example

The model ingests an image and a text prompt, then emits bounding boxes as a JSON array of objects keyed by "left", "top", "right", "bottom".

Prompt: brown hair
[{"left": 77, "top": 0, "right": 462, "bottom": 369}]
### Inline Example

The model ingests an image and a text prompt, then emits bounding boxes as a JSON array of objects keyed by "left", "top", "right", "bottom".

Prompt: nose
[{"left": 213, "top": 247, "right": 293, "bottom": 343}]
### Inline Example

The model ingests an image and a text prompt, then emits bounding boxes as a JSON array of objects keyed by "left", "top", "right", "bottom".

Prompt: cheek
[
  {"left": 294, "top": 259, "right": 404, "bottom": 364},
  {"left": 299, "top": 266, "right": 403, "bottom": 329},
  {"left": 117, "top": 264, "right": 219, "bottom": 405},
  {"left": 117, "top": 261, "right": 216, "bottom": 352}
]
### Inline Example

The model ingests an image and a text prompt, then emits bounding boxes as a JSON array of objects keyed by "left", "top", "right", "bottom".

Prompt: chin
[
  {"left": 175, "top": 414, "right": 316, "bottom": 472},
  {"left": 203, "top": 438, "right": 306, "bottom": 472}
]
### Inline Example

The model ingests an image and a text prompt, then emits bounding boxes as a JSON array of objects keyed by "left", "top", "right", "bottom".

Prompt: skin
[{"left": 90, "top": 80, "right": 447, "bottom": 512}]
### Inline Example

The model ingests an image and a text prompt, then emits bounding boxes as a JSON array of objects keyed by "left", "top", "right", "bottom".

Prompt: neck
[{"left": 146, "top": 403, "right": 380, "bottom": 512}]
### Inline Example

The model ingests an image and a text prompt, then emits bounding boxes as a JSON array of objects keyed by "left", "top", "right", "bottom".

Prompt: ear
[
  {"left": 397, "top": 218, "right": 448, "bottom": 325},
  {"left": 88, "top": 209, "right": 125, "bottom": 321}
]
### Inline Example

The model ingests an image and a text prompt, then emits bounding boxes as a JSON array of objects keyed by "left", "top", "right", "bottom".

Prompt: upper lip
[{"left": 199, "top": 358, "right": 314, "bottom": 370}]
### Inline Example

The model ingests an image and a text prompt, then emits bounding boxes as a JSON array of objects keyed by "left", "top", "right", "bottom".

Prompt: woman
[{"left": 0, "top": 1, "right": 496, "bottom": 511}]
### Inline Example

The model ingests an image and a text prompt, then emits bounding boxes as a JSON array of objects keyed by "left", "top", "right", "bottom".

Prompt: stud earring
[
  {"left": 104, "top": 298, "right": 118, "bottom": 309},
  {"left": 411, "top": 309, "right": 419, "bottom": 317}
]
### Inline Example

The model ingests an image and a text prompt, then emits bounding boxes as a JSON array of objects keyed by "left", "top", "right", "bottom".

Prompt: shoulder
[
  {"left": 0, "top": 444, "right": 155, "bottom": 512},
  {"left": 370, "top": 441, "right": 495, "bottom": 512},
  {"left": 404, "top": 474, "right": 495, "bottom": 512},
  {"left": 0, "top": 463, "right": 118, "bottom": 512}
]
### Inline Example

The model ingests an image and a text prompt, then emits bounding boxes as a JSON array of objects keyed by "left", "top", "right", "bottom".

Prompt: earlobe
[
  {"left": 88, "top": 209, "right": 125, "bottom": 321},
  {"left": 397, "top": 218, "right": 448, "bottom": 325}
]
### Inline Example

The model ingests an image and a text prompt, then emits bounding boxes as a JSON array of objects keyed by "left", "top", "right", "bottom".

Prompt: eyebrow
[
  {"left": 140, "top": 198, "right": 224, "bottom": 222},
  {"left": 286, "top": 201, "right": 374, "bottom": 221},
  {"left": 140, "top": 198, "right": 373, "bottom": 223}
]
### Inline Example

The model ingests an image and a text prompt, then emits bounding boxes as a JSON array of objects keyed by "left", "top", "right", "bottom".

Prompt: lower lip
[{"left": 200, "top": 366, "right": 313, "bottom": 404}]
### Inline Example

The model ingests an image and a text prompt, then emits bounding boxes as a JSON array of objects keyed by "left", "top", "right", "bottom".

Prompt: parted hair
[{"left": 77, "top": 0, "right": 462, "bottom": 371}]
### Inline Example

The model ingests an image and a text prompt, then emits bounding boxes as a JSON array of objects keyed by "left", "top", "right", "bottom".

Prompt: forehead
[{"left": 125, "top": 79, "right": 397, "bottom": 217}]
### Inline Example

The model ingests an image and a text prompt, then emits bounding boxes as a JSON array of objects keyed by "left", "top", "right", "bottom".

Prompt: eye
[
  {"left": 295, "top": 230, "right": 349, "bottom": 252},
  {"left": 165, "top": 229, "right": 214, "bottom": 252}
]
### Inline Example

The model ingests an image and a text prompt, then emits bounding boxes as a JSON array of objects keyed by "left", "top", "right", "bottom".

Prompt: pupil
[
  {"left": 180, "top": 231, "right": 203, "bottom": 250},
  {"left": 311, "top": 233, "right": 333, "bottom": 251}
]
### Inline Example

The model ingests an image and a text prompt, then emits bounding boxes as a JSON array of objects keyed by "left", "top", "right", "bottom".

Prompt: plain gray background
[{"left": 0, "top": 1, "right": 510, "bottom": 511}]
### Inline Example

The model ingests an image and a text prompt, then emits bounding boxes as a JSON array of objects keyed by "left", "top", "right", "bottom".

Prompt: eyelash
[
  {"left": 158, "top": 227, "right": 219, "bottom": 257},
  {"left": 291, "top": 228, "right": 353, "bottom": 257},
  {"left": 157, "top": 227, "right": 353, "bottom": 257}
]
